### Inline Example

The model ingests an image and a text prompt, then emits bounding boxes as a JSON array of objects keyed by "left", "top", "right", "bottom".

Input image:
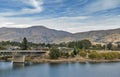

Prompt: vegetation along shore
[{"left": 0, "top": 37, "right": 120, "bottom": 63}]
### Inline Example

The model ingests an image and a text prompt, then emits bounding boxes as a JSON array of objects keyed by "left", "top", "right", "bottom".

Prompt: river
[{"left": 0, "top": 62, "right": 120, "bottom": 77}]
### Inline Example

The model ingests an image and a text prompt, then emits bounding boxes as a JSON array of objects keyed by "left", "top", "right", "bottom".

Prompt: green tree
[
  {"left": 68, "top": 41, "right": 76, "bottom": 48},
  {"left": 102, "top": 45, "right": 106, "bottom": 50},
  {"left": 73, "top": 47, "right": 79, "bottom": 55},
  {"left": 49, "top": 47, "right": 60, "bottom": 59},
  {"left": 21, "top": 37, "right": 29, "bottom": 50},
  {"left": 0, "top": 45, "right": 6, "bottom": 50},
  {"left": 68, "top": 39, "right": 92, "bottom": 49},
  {"left": 117, "top": 43, "right": 120, "bottom": 48},
  {"left": 61, "top": 52, "right": 69, "bottom": 58},
  {"left": 80, "top": 39, "right": 92, "bottom": 49},
  {"left": 64, "top": 52, "right": 69, "bottom": 58},
  {"left": 107, "top": 42, "right": 112, "bottom": 50}
]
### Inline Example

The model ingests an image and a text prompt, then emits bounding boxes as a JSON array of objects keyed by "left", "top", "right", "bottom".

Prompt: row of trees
[
  {"left": 49, "top": 47, "right": 120, "bottom": 60},
  {"left": 60, "top": 40, "right": 120, "bottom": 51},
  {"left": 92, "top": 42, "right": 120, "bottom": 50},
  {"left": 49, "top": 47, "right": 72, "bottom": 59},
  {"left": 68, "top": 39, "right": 92, "bottom": 49},
  {"left": 20, "top": 38, "right": 120, "bottom": 60},
  {"left": 0, "top": 37, "right": 55, "bottom": 50},
  {"left": 0, "top": 37, "right": 31, "bottom": 50},
  {"left": 0, "top": 37, "right": 120, "bottom": 51}
]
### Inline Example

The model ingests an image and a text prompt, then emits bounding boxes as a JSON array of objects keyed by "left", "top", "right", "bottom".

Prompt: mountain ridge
[{"left": 0, "top": 26, "right": 120, "bottom": 43}]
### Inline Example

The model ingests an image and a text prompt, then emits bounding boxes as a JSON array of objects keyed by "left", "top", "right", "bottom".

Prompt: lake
[{"left": 0, "top": 62, "right": 120, "bottom": 77}]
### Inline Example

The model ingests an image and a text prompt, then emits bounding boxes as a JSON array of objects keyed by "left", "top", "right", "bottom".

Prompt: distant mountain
[
  {"left": 0, "top": 26, "right": 120, "bottom": 43},
  {"left": 0, "top": 26, "right": 72, "bottom": 43},
  {"left": 72, "top": 28, "right": 120, "bottom": 43}
]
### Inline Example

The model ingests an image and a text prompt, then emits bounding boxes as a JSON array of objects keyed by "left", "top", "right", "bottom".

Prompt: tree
[
  {"left": 102, "top": 45, "right": 106, "bottom": 50},
  {"left": 68, "top": 41, "right": 76, "bottom": 48},
  {"left": 68, "top": 39, "right": 92, "bottom": 49},
  {"left": 64, "top": 52, "right": 69, "bottom": 58},
  {"left": 80, "top": 39, "right": 92, "bottom": 49},
  {"left": 46, "top": 43, "right": 51, "bottom": 48},
  {"left": 73, "top": 47, "right": 79, "bottom": 55},
  {"left": 49, "top": 47, "right": 60, "bottom": 59},
  {"left": 21, "top": 37, "right": 29, "bottom": 50},
  {"left": 117, "top": 43, "right": 120, "bottom": 48},
  {"left": 107, "top": 42, "right": 112, "bottom": 50},
  {"left": 0, "top": 45, "right": 6, "bottom": 50}
]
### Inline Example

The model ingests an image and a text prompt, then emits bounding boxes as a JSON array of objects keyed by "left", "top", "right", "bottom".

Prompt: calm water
[{"left": 0, "top": 62, "right": 120, "bottom": 77}]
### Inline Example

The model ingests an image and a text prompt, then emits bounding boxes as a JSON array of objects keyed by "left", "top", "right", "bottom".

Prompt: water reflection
[
  {"left": 0, "top": 62, "right": 12, "bottom": 70},
  {"left": 0, "top": 62, "right": 27, "bottom": 70},
  {"left": 12, "top": 63, "right": 24, "bottom": 70},
  {"left": 0, "top": 62, "right": 120, "bottom": 77}
]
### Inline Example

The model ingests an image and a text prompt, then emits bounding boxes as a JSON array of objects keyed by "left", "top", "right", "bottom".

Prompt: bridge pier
[{"left": 12, "top": 55, "right": 25, "bottom": 63}]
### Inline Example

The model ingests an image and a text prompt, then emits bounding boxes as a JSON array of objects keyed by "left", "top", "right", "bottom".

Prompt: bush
[
  {"left": 101, "top": 52, "right": 120, "bottom": 60},
  {"left": 79, "top": 51, "right": 87, "bottom": 58},
  {"left": 59, "top": 51, "right": 70, "bottom": 58},
  {"left": 0, "top": 45, "right": 6, "bottom": 50},
  {"left": 49, "top": 48, "right": 60, "bottom": 59},
  {"left": 88, "top": 51, "right": 120, "bottom": 60},
  {"left": 88, "top": 51, "right": 102, "bottom": 60},
  {"left": 70, "top": 52, "right": 75, "bottom": 57}
]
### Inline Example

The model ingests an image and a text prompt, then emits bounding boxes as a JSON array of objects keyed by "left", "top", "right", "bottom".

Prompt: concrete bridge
[{"left": 0, "top": 50, "right": 47, "bottom": 63}]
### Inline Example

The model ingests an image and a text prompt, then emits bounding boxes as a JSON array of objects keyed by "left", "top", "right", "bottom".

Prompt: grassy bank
[
  {"left": 25, "top": 51, "right": 120, "bottom": 63},
  {"left": 1, "top": 50, "right": 120, "bottom": 63},
  {"left": 26, "top": 57, "right": 120, "bottom": 63}
]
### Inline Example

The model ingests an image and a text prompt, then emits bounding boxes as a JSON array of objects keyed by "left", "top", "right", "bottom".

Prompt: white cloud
[
  {"left": 0, "top": 0, "right": 120, "bottom": 33},
  {"left": 21, "top": 0, "right": 43, "bottom": 14},
  {"left": 0, "top": 15, "right": 120, "bottom": 33},
  {"left": 0, "top": 0, "right": 43, "bottom": 16},
  {"left": 85, "top": 0, "right": 120, "bottom": 13}
]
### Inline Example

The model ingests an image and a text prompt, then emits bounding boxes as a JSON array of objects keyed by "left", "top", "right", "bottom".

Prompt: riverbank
[
  {"left": 27, "top": 57, "right": 120, "bottom": 63},
  {"left": 1, "top": 57, "right": 120, "bottom": 63}
]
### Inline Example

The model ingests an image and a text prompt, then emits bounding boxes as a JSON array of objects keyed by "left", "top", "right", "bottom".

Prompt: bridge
[{"left": 0, "top": 50, "right": 47, "bottom": 63}]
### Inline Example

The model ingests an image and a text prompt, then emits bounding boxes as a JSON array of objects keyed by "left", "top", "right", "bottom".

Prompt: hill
[
  {"left": 0, "top": 26, "right": 71, "bottom": 43},
  {"left": 0, "top": 26, "right": 120, "bottom": 43}
]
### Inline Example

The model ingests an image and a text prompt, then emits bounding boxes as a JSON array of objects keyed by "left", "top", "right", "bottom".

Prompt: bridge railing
[{"left": 0, "top": 50, "right": 47, "bottom": 52}]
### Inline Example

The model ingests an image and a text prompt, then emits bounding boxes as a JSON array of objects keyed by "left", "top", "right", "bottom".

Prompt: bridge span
[{"left": 0, "top": 50, "right": 48, "bottom": 63}]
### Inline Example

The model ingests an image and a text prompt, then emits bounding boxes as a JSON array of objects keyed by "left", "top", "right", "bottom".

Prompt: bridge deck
[{"left": 0, "top": 50, "right": 47, "bottom": 53}]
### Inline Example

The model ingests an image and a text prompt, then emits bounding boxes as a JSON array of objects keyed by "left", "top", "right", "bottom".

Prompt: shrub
[
  {"left": 64, "top": 52, "right": 69, "bottom": 58},
  {"left": 101, "top": 52, "right": 120, "bottom": 60},
  {"left": 60, "top": 52, "right": 70, "bottom": 58},
  {"left": 79, "top": 51, "right": 87, "bottom": 58},
  {"left": 88, "top": 51, "right": 102, "bottom": 60},
  {"left": 70, "top": 52, "right": 75, "bottom": 57},
  {"left": 49, "top": 48, "right": 60, "bottom": 59}
]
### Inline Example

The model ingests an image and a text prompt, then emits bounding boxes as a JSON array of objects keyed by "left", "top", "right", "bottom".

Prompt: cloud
[
  {"left": 0, "top": 0, "right": 43, "bottom": 16},
  {"left": 0, "top": 0, "right": 120, "bottom": 33},
  {"left": 21, "top": 0, "right": 43, "bottom": 14},
  {"left": 85, "top": 0, "right": 120, "bottom": 13},
  {"left": 1, "top": 0, "right": 120, "bottom": 17},
  {"left": 0, "top": 15, "right": 120, "bottom": 33}
]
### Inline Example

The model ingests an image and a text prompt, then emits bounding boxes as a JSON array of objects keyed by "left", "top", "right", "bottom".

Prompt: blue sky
[{"left": 0, "top": 0, "right": 120, "bottom": 33}]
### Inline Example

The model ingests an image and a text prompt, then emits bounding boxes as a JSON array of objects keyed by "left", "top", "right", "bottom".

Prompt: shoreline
[
  {"left": 1, "top": 57, "right": 120, "bottom": 63},
  {"left": 29, "top": 58, "right": 120, "bottom": 63}
]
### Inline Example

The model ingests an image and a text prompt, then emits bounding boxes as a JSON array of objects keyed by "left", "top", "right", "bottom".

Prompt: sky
[{"left": 0, "top": 0, "right": 120, "bottom": 33}]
